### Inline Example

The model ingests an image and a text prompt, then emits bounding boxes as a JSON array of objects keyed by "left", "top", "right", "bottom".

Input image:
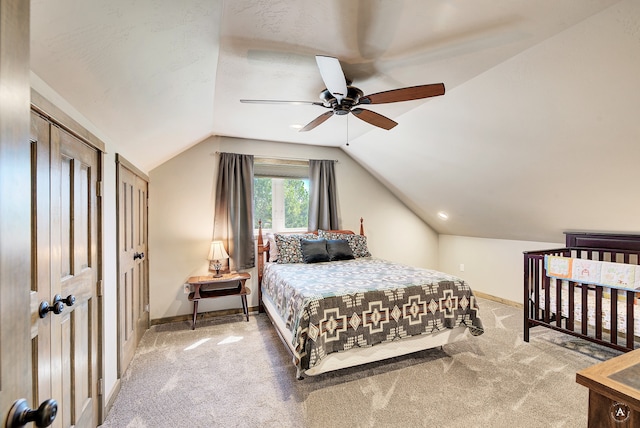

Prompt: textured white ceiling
[{"left": 30, "top": 0, "right": 640, "bottom": 242}]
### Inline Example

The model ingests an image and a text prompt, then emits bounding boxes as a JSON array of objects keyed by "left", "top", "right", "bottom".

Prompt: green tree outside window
[
  {"left": 254, "top": 177, "right": 272, "bottom": 229},
  {"left": 284, "top": 179, "right": 309, "bottom": 228},
  {"left": 253, "top": 177, "right": 309, "bottom": 230}
]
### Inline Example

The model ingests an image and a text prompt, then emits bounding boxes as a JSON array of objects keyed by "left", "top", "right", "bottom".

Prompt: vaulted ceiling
[{"left": 30, "top": 0, "right": 640, "bottom": 243}]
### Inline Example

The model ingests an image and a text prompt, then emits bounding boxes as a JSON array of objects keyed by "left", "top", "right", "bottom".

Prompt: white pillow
[{"left": 266, "top": 233, "right": 278, "bottom": 262}]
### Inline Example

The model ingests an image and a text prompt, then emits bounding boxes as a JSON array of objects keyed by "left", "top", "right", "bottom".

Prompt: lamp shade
[{"left": 208, "top": 241, "right": 229, "bottom": 261}]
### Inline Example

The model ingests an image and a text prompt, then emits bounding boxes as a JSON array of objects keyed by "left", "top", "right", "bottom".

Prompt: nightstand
[{"left": 187, "top": 272, "right": 251, "bottom": 329}]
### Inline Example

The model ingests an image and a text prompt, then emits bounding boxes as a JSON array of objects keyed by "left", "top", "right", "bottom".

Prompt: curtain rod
[{"left": 215, "top": 152, "right": 338, "bottom": 163}]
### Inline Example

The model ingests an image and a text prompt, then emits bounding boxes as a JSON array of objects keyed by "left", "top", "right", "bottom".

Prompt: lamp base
[{"left": 210, "top": 260, "right": 223, "bottom": 277}]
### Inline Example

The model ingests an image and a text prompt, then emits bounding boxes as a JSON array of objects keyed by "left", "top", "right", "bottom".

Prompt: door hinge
[
  {"left": 98, "top": 378, "right": 104, "bottom": 396},
  {"left": 96, "top": 180, "right": 103, "bottom": 197},
  {"left": 97, "top": 280, "right": 103, "bottom": 297}
]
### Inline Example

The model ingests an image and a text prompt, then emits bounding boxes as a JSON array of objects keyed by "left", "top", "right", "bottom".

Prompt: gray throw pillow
[
  {"left": 327, "top": 239, "right": 354, "bottom": 261},
  {"left": 300, "top": 238, "right": 330, "bottom": 263}
]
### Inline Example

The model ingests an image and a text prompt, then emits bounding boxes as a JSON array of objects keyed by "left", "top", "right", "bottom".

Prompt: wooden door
[
  {"left": 117, "top": 157, "right": 149, "bottom": 376},
  {"left": 30, "top": 113, "right": 100, "bottom": 428},
  {"left": 0, "top": 0, "right": 39, "bottom": 426},
  {"left": 52, "top": 125, "right": 99, "bottom": 427},
  {"left": 31, "top": 112, "right": 56, "bottom": 422}
]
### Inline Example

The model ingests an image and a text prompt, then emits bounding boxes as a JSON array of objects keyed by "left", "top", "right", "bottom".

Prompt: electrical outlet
[
  {"left": 459, "top": 264, "right": 465, "bottom": 272},
  {"left": 183, "top": 283, "right": 191, "bottom": 294}
]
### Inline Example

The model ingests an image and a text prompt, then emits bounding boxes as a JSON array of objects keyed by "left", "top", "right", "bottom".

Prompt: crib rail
[{"left": 524, "top": 246, "right": 640, "bottom": 352}]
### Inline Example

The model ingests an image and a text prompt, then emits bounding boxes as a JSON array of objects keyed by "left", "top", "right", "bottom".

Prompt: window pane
[
  {"left": 254, "top": 177, "right": 272, "bottom": 229},
  {"left": 284, "top": 178, "right": 309, "bottom": 228}
]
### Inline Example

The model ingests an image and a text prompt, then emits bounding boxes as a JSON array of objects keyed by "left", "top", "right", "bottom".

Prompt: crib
[{"left": 524, "top": 232, "right": 640, "bottom": 352}]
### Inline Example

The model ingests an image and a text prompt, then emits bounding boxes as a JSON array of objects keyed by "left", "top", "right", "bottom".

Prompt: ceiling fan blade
[
  {"left": 351, "top": 108, "right": 398, "bottom": 130},
  {"left": 360, "top": 83, "right": 445, "bottom": 104},
  {"left": 299, "top": 111, "right": 334, "bottom": 132},
  {"left": 240, "top": 99, "right": 325, "bottom": 106},
  {"left": 315, "top": 55, "right": 348, "bottom": 104}
]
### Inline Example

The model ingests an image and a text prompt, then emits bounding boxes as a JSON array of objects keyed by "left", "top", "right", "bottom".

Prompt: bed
[
  {"left": 524, "top": 232, "right": 640, "bottom": 353},
  {"left": 256, "top": 219, "right": 484, "bottom": 379}
]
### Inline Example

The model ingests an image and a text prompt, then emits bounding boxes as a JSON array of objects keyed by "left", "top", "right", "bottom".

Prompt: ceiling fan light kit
[{"left": 240, "top": 55, "right": 445, "bottom": 132}]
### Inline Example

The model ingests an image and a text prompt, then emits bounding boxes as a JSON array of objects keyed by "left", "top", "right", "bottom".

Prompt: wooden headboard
[{"left": 255, "top": 218, "right": 365, "bottom": 312}]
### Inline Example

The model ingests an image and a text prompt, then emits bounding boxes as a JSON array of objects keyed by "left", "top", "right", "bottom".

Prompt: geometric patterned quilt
[{"left": 261, "top": 258, "right": 484, "bottom": 371}]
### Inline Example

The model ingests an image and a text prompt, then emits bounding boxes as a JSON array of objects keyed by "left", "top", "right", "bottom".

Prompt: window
[
  {"left": 253, "top": 159, "right": 310, "bottom": 232},
  {"left": 254, "top": 177, "right": 309, "bottom": 231}
]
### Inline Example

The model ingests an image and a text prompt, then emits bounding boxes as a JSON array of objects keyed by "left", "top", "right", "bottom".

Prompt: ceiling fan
[{"left": 240, "top": 55, "right": 445, "bottom": 132}]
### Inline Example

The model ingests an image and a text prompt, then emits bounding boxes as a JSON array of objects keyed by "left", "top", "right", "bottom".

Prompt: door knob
[
  {"left": 133, "top": 252, "right": 145, "bottom": 260},
  {"left": 38, "top": 300, "right": 64, "bottom": 318},
  {"left": 6, "top": 398, "right": 57, "bottom": 428},
  {"left": 54, "top": 294, "right": 76, "bottom": 307}
]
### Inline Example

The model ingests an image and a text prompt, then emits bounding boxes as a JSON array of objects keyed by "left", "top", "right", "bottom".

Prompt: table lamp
[{"left": 208, "top": 241, "right": 229, "bottom": 277}]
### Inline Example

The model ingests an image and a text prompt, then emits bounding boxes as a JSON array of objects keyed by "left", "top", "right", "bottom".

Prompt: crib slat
[
  {"left": 581, "top": 286, "right": 589, "bottom": 335},
  {"left": 556, "top": 278, "right": 563, "bottom": 328},
  {"left": 610, "top": 288, "right": 618, "bottom": 345},
  {"left": 533, "top": 259, "right": 537, "bottom": 330},
  {"left": 568, "top": 282, "right": 575, "bottom": 332},
  {"left": 627, "top": 290, "right": 634, "bottom": 350},
  {"left": 543, "top": 272, "right": 551, "bottom": 324},
  {"left": 595, "top": 286, "right": 603, "bottom": 340},
  {"left": 524, "top": 256, "right": 530, "bottom": 342}
]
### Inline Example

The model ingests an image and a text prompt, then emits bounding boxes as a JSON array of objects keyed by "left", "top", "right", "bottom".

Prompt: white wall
[
  {"left": 345, "top": 0, "right": 640, "bottom": 244},
  {"left": 438, "top": 234, "right": 563, "bottom": 305},
  {"left": 148, "top": 135, "right": 439, "bottom": 321}
]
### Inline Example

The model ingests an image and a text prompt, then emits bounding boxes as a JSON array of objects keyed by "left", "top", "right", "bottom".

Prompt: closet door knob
[
  {"left": 38, "top": 300, "right": 64, "bottom": 319},
  {"left": 54, "top": 294, "right": 76, "bottom": 307},
  {"left": 6, "top": 398, "right": 57, "bottom": 427}
]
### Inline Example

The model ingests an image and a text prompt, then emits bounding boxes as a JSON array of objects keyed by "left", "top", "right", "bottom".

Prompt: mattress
[
  {"left": 261, "top": 257, "right": 484, "bottom": 372},
  {"left": 541, "top": 279, "right": 640, "bottom": 335}
]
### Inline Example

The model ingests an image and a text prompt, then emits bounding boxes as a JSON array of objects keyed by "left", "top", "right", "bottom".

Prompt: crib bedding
[
  {"left": 261, "top": 257, "right": 484, "bottom": 372},
  {"left": 541, "top": 279, "right": 640, "bottom": 335}
]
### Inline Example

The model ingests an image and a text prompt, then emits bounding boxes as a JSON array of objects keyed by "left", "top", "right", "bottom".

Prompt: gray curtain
[
  {"left": 308, "top": 159, "right": 339, "bottom": 231},
  {"left": 213, "top": 153, "right": 255, "bottom": 271}
]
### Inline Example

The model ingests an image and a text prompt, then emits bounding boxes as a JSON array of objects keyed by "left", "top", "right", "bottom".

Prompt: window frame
[{"left": 254, "top": 176, "right": 310, "bottom": 234}]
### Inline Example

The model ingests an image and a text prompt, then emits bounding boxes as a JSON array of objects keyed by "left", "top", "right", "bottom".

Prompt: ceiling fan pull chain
[{"left": 346, "top": 115, "right": 349, "bottom": 146}]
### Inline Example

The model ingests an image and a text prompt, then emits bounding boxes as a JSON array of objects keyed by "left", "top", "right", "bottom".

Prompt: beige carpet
[{"left": 101, "top": 298, "right": 621, "bottom": 428}]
